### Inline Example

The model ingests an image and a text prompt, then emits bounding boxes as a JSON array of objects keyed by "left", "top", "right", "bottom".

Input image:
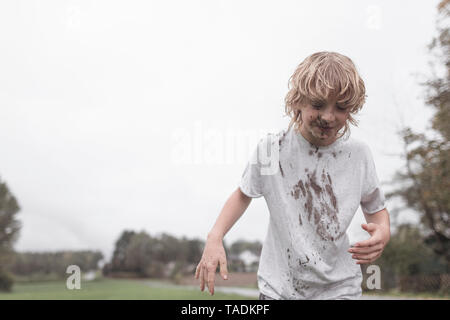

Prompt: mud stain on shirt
[
  {"left": 279, "top": 161, "right": 284, "bottom": 178},
  {"left": 290, "top": 168, "right": 345, "bottom": 242},
  {"left": 298, "top": 255, "right": 310, "bottom": 267},
  {"left": 306, "top": 170, "right": 322, "bottom": 198},
  {"left": 290, "top": 180, "right": 306, "bottom": 200},
  {"left": 279, "top": 130, "right": 287, "bottom": 149}
]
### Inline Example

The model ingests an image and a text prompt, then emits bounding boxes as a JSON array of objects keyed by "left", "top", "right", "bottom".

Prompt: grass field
[
  {"left": 2, "top": 277, "right": 446, "bottom": 300},
  {"left": 0, "top": 278, "right": 254, "bottom": 300}
]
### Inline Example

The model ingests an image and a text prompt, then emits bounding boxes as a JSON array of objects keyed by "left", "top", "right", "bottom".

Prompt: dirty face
[{"left": 298, "top": 96, "right": 350, "bottom": 147}]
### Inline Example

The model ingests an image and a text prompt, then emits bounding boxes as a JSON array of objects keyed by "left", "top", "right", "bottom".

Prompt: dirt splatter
[
  {"left": 279, "top": 161, "right": 284, "bottom": 178},
  {"left": 348, "top": 152, "right": 351, "bottom": 158},
  {"left": 279, "top": 130, "right": 287, "bottom": 148},
  {"left": 308, "top": 150, "right": 314, "bottom": 156},
  {"left": 292, "top": 277, "right": 310, "bottom": 294},
  {"left": 332, "top": 151, "right": 337, "bottom": 158},
  {"left": 286, "top": 250, "right": 312, "bottom": 294},
  {"left": 318, "top": 152, "right": 322, "bottom": 158},
  {"left": 313, "top": 208, "right": 321, "bottom": 225},
  {"left": 290, "top": 180, "right": 306, "bottom": 200},
  {"left": 298, "top": 255, "right": 310, "bottom": 267},
  {"left": 289, "top": 168, "right": 345, "bottom": 242},
  {"left": 325, "top": 184, "right": 337, "bottom": 210},
  {"left": 306, "top": 170, "right": 322, "bottom": 198},
  {"left": 304, "top": 186, "right": 313, "bottom": 222}
]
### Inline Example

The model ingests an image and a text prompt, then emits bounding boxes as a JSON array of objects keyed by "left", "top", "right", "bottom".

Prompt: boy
[{"left": 194, "top": 52, "right": 390, "bottom": 300}]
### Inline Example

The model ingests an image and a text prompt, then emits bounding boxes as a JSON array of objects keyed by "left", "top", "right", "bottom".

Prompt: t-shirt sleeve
[
  {"left": 239, "top": 138, "right": 265, "bottom": 198},
  {"left": 360, "top": 144, "right": 386, "bottom": 214},
  {"left": 239, "top": 132, "right": 281, "bottom": 198}
]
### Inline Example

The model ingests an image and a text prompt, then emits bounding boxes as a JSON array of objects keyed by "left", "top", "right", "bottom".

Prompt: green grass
[
  {"left": 363, "top": 289, "right": 450, "bottom": 300},
  {"left": 0, "top": 278, "right": 255, "bottom": 300}
]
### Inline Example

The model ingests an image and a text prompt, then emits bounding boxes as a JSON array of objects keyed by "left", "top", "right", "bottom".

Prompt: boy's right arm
[{"left": 194, "top": 187, "right": 252, "bottom": 295}]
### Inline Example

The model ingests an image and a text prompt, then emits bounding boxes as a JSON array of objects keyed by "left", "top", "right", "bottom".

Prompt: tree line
[
  {"left": 1, "top": 229, "right": 261, "bottom": 290},
  {"left": 8, "top": 250, "right": 104, "bottom": 282},
  {"left": 101, "top": 230, "right": 262, "bottom": 280}
]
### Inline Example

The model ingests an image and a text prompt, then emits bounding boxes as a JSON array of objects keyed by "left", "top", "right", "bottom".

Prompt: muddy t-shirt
[{"left": 239, "top": 126, "right": 386, "bottom": 300}]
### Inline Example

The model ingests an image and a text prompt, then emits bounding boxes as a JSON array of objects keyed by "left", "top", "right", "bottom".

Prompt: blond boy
[{"left": 195, "top": 52, "right": 390, "bottom": 300}]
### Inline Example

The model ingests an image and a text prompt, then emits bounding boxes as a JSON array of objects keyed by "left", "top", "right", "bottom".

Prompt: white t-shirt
[{"left": 239, "top": 125, "right": 386, "bottom": 300}]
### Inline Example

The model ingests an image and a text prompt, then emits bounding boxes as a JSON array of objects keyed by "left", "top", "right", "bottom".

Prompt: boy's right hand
[{"left": 194, "top": 235, "right": 228, "bottom": 295}]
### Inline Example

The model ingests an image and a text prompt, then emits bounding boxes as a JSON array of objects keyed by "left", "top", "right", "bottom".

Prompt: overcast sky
[{"left": 0, "top": 0, "right": 443, "bottom": 262}]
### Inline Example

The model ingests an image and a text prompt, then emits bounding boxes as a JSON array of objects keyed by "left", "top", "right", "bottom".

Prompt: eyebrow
[{"left": 310, "top": 98, "right": 326, "bottom": 104}]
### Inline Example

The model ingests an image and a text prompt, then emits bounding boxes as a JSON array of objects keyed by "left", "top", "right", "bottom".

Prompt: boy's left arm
[{"left": 348, "top": 208, "right": 391, "bottom": 264}]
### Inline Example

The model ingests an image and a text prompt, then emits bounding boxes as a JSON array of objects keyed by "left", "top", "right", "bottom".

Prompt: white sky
[{"left": 0, "top": 0, "right": 442, "bottom": 261}]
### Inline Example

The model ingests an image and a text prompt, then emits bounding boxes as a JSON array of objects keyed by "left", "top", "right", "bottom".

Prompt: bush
[{"left": 0, "top": 269, "right": 14, "bottom": 292}]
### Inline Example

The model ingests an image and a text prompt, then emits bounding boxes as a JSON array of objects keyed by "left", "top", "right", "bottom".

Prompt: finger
[
  {"left": 349, "top": 243, "right": 382, "bottom": 254},
  {"left": 353, "top": 238, "right": 380, "bottom": 248},
  {"left": 355, "top": 254, "right": 374, "bottom": 264},
  {"left": 354, "top": 251, "right": 382, "bottom": 263},
  {"left": 205, "top": 261, "right": 217, "bottom": 290},
  {"left": 195, "top": 264, "right": 200, "bottom": 279},
  {"left": 200, "top": 265, "right": 205, "bottom": 291},
  {"left": 352, "top": 252, "right": 379, "bottom": 261},
  {"left": 207, "top": 266, "right": 216, "bottom": 295},
  {"left": 351, "top": 249, "right": 382, "bottom": 260},
  {"left": 361, "top": 223, "right": 377, "bottom": 233},
  {"left": 219, "top": 258, "right": 228, "bottom": 280},
  {"left": 203, "top": 264, "right": 209, "bottom": 292}
]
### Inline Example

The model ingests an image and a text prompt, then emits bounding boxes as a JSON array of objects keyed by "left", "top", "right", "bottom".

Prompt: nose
[{"left": 319, "top": 108, "right": 335, "bottom": 125}]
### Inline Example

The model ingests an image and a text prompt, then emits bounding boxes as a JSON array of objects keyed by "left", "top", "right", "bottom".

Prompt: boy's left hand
[{"left": 348, "top": 223, "right": 390, "bottom": 265}]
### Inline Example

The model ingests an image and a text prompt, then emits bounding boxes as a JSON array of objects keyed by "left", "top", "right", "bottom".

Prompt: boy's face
[{"left": 298, "top": 96, "right": 350, "bottom": 147}]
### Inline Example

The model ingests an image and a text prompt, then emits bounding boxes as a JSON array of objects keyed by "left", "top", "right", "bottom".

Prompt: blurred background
[{"left": 0, "top": 0, "right": 448, "bottom": 299}]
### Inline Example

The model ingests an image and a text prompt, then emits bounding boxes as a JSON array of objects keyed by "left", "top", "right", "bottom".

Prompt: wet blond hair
[{"left": 284, "top": 51, "right": 366, "bottom": 139}]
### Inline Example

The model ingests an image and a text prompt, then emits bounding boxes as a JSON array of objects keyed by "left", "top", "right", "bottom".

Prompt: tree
[
  {"left": 111, "top": 230, "right": 136, "bottom": 271},
  {"left": 387, "top": 0, "right": 450, "bottom": 263},
  {"left": 229, "top": 239, "right": 262, "bottom": 256},
  {"left": 361, "top": 224, "right": 448, "bottom": 292},
  {"left": 124, "top": 231, "right": 155, "bottom": 276},
  {"left": 8, "top": 250, "right": 104, "bottom": 281},
  {"left": 0, "top": 178, "right": 21, "bottom": 291}
]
